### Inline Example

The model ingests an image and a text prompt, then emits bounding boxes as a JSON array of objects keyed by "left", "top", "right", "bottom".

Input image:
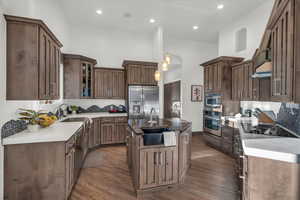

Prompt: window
[{"left": 235, "top": 28, "right": 247, "bottom": 52}]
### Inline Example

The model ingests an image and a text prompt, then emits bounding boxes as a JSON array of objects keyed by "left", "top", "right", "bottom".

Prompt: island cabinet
[
  {"left": 178, "top": 127, "right": 192, "bottom": 182},
  {"left": 123, "top": 60, "right": 158, "bottom": 86},
  {"left": 126, "top": 120, "right": 192, "bottom": 197},
  {"left": 94, "top": 68, "right": 125, "bottom": 99},
  {"left": 63, "top": 54, "right": 97, "bottom": 99},
  {"left": 5, "top": 15, "right": 62, "bottom": 100}
]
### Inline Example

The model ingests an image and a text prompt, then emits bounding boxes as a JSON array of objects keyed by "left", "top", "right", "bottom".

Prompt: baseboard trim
[{"left": 192, "top": 131, "right": 203, "bottom": 135}]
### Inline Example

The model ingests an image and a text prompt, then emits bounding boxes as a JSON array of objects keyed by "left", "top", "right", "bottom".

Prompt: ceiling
[{"left": 60, "top": 0, "right": 267, "bottom": 43}]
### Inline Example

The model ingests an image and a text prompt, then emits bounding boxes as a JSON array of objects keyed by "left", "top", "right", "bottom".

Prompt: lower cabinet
[
  {"left": 101, "top": 117, "right": 128, "bottom": 145},
  {"left": 202, "top": 124, "right": 234, "bottom": 157},
  {"left": 139, "top": 147, "right": 178, "bottom": 189},
  {"left": 101, "top": 123, "right": 115, "bottom": 144},
  {"left": 65, "top": 148, "right": 75, "bottom": 199}
]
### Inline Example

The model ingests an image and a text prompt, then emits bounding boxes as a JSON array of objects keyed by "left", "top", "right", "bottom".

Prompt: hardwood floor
[{"left": 70, "top": 134, "right": 238, "bottom": 200}]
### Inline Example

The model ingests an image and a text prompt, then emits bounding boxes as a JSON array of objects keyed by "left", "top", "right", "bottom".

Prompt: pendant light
[
  {"left": 162, "top": 61, "right": 169, "bottom": 71},
  {"left": 165, "top": 54, "right": 171, "bottom": 65},
  {"left": 154, "top": 70, "right": 161, "bottom": 81}
]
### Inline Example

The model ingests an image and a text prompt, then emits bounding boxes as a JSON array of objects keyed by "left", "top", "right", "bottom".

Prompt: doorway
[{"left": 164, "top": 80, "right": 181, "bottom": 118}]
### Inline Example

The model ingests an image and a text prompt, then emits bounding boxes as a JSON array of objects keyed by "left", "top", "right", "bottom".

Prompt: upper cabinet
[
  {"left": 201, "top": 56, "right": 244, "bottom": 99},
  {"left": 123, "top": 60, "right": 158, "bottom": 86},
  {"left": 94, "top": 68, "right": 125, "bottom": 99},
  {"left": 63, "top": 54, "right": 97, "bottom": 99},
  {"left": 269, "top": 0, "right": 294, "bottom": 102},
  {"left": 232, "top": 61, "right": 271, "bottom": 101},
  {"left": 253, "top": 0, "right": 300, "bottom": 103},
  {"left": 5, "top": 15, "right": 63, "bottom": 100}
]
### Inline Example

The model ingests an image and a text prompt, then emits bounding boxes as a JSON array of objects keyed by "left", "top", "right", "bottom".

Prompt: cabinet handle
[
  {"left": 154, "top": 152, "right": 157, "bottom": 165},
  {"left": 239, "top": 175, "right": 245, "bottom": 180},
  {"left": 239, "top": 155, "right": 245, "bottom": 159}
]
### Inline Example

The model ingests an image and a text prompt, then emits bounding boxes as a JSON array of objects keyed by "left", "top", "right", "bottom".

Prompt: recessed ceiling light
[
  {"left": 193, "top": 26, "right": 199, "bottom": 30},
  {"left": 149, "top": 18, "right": 156, "bottom": 23},
  {"left": 96, "top": 9, "right": 103, "bottom": 15},
  {"left": 217, "top": 4, "right": 224, "bottom": 10}
]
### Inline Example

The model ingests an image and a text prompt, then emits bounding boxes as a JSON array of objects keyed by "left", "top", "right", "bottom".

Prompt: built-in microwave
[{"left": 205, "top": 94, "right": 221, "bottom": 107}]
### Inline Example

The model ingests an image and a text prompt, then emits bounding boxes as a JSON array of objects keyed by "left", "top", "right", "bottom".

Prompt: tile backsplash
[
  {"left": 241, "top": 101, "right": 300, "bottom": 135},
  {"left": 241, "top": 101, "right": 282, "bottom": 115}
]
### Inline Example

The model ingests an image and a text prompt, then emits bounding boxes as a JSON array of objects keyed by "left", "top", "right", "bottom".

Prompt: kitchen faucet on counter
[
  {"left": 148, "top": 107, "right": 157, "bottom": 124},
  {"left": 55, "top": 104, "right": 69, "bottom": 119}
]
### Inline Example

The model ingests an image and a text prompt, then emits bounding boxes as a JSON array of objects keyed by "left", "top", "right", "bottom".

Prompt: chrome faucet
[
  {"left": 149, "top": 108, "right": 157, "bottom": 124},
  {"left": 55, "top": 103, "right": 69, "bottom": 119}
]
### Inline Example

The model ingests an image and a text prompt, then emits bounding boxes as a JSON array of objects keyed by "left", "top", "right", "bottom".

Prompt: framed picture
[{"left": 191, "top": 85, "right": 203, "bottom": 102}]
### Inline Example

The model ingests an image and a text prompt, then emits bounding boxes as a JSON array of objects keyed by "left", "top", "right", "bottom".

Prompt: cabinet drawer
[
  {"left": 222, "top": 141, "right": 233, "bottom": 155},
  {"left": 222, "top": 126, "right": 233, "bottom": 143},
  {"left": 202, "top": 132, "right": 221, "bottom": 149},
  {"left": 101, "top": 117, "right": 115, "bottom": 123},
  {"left": 66, "top": 136, "right": 75, "bottom": 154},
  {"left": 115, "top": 117, "right": 128, "bottom": 123}
]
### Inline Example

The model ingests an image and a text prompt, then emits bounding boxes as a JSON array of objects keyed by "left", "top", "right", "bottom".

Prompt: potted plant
[
  {"left": 70, "top": 105, "right": 78, "bottom": 115},
  {"left": 18, "top": 109, "right": 46, "bottom": 132}
]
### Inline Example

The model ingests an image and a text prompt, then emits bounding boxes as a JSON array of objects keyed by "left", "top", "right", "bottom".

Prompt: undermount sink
[
  {"left": 60, "top": 117, "right": 87, "bottom": 122},
  {"left": 141, "top": 127, "right": 171, "bottom": 134}
]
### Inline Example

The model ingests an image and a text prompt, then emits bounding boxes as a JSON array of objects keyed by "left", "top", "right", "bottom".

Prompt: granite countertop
[
  {"left": 2, "top": 112, "right": 128, "bottom": 146},
  {"left": 128, "top": 118, "right": 192, "bottom": 135},
  {"left": 224, "top": 116, "right": 300, "bottom": 163}
]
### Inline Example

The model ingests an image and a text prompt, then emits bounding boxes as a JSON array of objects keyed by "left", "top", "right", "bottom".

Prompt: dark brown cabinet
[
  {"left": 201, "top": 57, "right": 244, "bottom": 99},
  {"left": 94, "top": 68, "right": 125, "bottom": 99},
  {"left": 179, "top": 127, "right": 192, "bottom": 182},
  {"left": 63, "top": 54, "right": 97, "bottom": 99},
  {"left": 232, "top": 61, "right": 254, "bottom": 101},
  {"left": 269, "top": 0, "right": 294, "bottom": 102},
  {"left": 100, "top": 117, "right": 128, "bottom": 144},
  {"left": 232, "top": 61, "right": 271, "bottom": 101},
  {"left": 5, "top": 15, "right": 62, "bottom": 100},
  {"left": 139, "top": 146, "right": 178, "bottom": 189},
  {"left": 123, "top": 60, "right": 158, "bottom": 86}
]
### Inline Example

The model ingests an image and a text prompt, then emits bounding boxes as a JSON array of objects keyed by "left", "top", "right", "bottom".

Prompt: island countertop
[{"left": 127, "top": 118, "right": 192, "bottom": 135}]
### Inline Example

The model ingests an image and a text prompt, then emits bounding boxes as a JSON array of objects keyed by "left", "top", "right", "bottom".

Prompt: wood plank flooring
[{"left": 70, "top": 134, "right": 238, "bottom": 200}]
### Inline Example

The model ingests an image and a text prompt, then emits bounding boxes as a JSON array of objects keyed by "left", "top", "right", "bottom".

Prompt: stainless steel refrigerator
[{"left": 128, "top": 86, "right": 159, "bottom": 119}]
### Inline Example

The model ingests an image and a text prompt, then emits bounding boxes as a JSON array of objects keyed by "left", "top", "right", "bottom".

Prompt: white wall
[
  {"left": 0, "top": 0, "right": 71, "bottom": 199},
  {"left": 165, "top": 38, "right": 218, "bottom": 132},
  {"left": 218, "top": 0, "right": 274, "bottom": 59},
  {"left": 67, "top": 25, "right": 154, "bottom": 68}
]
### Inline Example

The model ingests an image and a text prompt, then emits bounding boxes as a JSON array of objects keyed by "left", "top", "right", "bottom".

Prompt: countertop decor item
[
  {"left": 191, "top": 85, "right": 203, "bottom": 102},
  {"left": 1, "top": 120, "right": 27, "bottom": 139},
  {"left": 18, "top": 108, "right": 46, "bottom": 125}
]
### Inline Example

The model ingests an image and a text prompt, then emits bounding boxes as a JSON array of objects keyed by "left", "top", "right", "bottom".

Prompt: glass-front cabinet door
[{"left": 81, "top": 62, "right": 93, "bottom": 98}]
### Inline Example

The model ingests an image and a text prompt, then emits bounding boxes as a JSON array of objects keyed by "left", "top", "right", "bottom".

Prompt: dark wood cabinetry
[
  {"left": 201, "top": 57, "right": 244, "bottom": 98},
  {"left": 5, "top": 15, "right": 62, "bottom": 100},
  {"left": 232, "top": 61, "right": 271, "bottom": 102},
  {"left": 269, "top": 0, "right": 294, "bottom": 102},
  {"left": 101, "top": 117, "right": 128, "bottom": 144},
  {"left": 232, "top": 61, "right": 254, "bottom": 101},
  {"left": 127, "top": 126, "right": 192, "bottom": 196},
  {"left": 63, "top": 54, "right": 97, "bottom": 99},
  {"left": 178, "top": 127, "right": 192, "bottom": 182},
  {"left": 123, "top": 60, "right": 158, "bottom": 86},
  {"left": 94, "top": 68, "right": 125, "bottom": 99}
]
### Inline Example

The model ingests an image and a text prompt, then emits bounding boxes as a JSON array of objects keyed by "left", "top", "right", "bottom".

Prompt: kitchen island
[{"left": 126, "top": 118, "right": 192, "bottom": 197}]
